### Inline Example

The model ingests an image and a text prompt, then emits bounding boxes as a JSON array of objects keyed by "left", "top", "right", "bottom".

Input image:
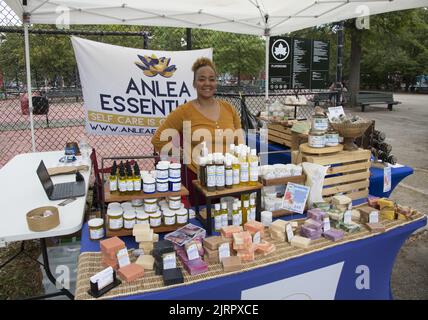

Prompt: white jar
[
  {"left": 158, "top": 199, "right": 168, "bottom": 208},
  {"left": 136, "top": 212, "right": 149, "bottom": 224},
  {"left": 156, "top": 163, "right": 169, "bottom": 180},
  {"left": 176, "top": 208, "right": 188, "bottom": 225},
  {"left": 308, "top": 130, "right": 326, "bottom": 148},
  {"left": 156, "top": 178, "right": 169, "bottom": 192},
  {"left": 168, "top": 196, "right": 182, "bottom": 210},
  {"left": 149, "top": 212, "right": 162, "bottom": 227},
  {"left": 169, "top": 163, "right": 181, "bottom": 179},
  {"left": 163, "top": 210, "right": 176, "bottom": 226},
  {"left": 143, "top": 176, "right": 156, "bottom": 194},
  {"left": 169, "top": 177, "right": 181, "bottom": 192},
  {"left": 121, "top": 202, "right": 133, "bottom": 210},
  {"left": 261, "top": 211, "right": 273, "bottom": 227},
  {"left": 107, "top": 202, "right": 121, "bottom": 210},
  {"left": 107, "top": 207, "right": 123, "bottom": 230},
  {"left": 88, "top": 218, "right": 105, "bottom": 240},
  {"left": 123, "top": 210, "right": 136, "bottom": 230},
  {"left": 144, "top": 198, "right": 158, "bottom": 213},
  {"left": 131, "top": 199, "right": 144, "bottom": 207}
]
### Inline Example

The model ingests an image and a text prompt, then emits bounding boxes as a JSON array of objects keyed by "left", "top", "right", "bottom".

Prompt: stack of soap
[
  {"left": 313, "top": 202, "right": 331, "bottom": 211},
  {"left": 307, "top": 208, "right": 326, "bottom": 222},
  {"left": 256, "top": 240, "right": 276, "bottom": 256},
  {"left": 396, "top": 206, "right": 412, "bottom": 220},
  {"left": 378, "top": 198, "right": 394, "bottom": 210},
  {"left": 233, "top": 231, "right": 255, "bottom": 261},
  {"left": 244, "top": 220, "right": 265, "bottom": 237},
  {"left": 269, "top": 219, "right": 288, "bottom": 242},
  {"left": 153, "top": 240, "right": 175, "bottom": 275},
  {"left": 290, "top": 221, "right": 298, "bottom": 232},
  {"left": 358, "top": 206, "right": 375, "bottom": 224},
  {"left": 133, "top": 224, "right": 158, "bottom": 254},
  {"left": 182, "top": 258, "right": 209, "bottom": 275},
  {"left": 380, "top": 207, "right": 396, "bottom": 221},
  {"left": 136, "top": 254, "right": 155, "bottom": 270},
  {"left": 222, "top": 256, "right": 242, "bottom": 272},
  {"left": 366, "top": 222, "right": 386, "bottom": 233},
  {"left": 367, "top": 195, "right": 380, "bottom": 208},
  {"left": 351, "top": 209, "right": 361, "bottom": 222},
  {"left": 300, "top": 224, "right": 322, "bottom": 240},
  {"left": 331, "top": 195, "right": 352, "bottom": 211},
  {"left": 290, "top": 235, "right": 311, "bottom": 249},
  {"left": 117, "top": 263, "right": 144, "bottom": 282},
  {"left": 328, "top": 209, "right": 344, "bottom": 222},
  {"left": 338, "top": 221, "right": 361, "bottom": 233},
  {"left": 163, "top": 268, "right": 184, "bottom": 286},
  {"left": 100, "top": 237, "right": 126, "bottom": 270},
  {"left": 220, "top": 225, "right": 243, "bottom": 238},
  {"left": 202, "top": 236, "right": 230, "bottom": 264},
  {"left": 322, "top": 228, "right": 345, "bottom": 241}
]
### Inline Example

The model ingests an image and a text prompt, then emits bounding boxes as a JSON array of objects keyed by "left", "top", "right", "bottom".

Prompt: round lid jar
[
  {"left": 169, "top": 177, "right": 181, "bottom": 192},
  {"left": 168, "top": 196, "right": 182, "bottom": 210},
  {"left": 176, "top": 208, "right": 188, "bottom": 225},
  {"left": 107, "top": 208, "right": 123, "bottom": 230},
  {"left": 169, "top": 163, "right": 181, "bottom": 178},
  {"left": 312, "top": 114, "right": 329, "bottom": 131},
  {"left": 261, "top": 210, "right": 273, "bottom": 227},
  {"left": 325, "top": 129, "right": 339, "bottom": 147},
  {"left": 308, "top": 130, "right": 326, "bottom": 148},
  {"left": 121, "top": 201, "right": 133, "bottom": 209},
  {"left": 149, "top": 211, "right": 162, "bottom": 227},
  {"left": 156, "top": 163, "right": 169, "bottom": 179},
  {"left": 88, "top": 218, "right": 104, "bottom": 240},
  {"left": 144, "top": 199, "right": 158, "bottom": 213},
  {"left": 163, "top": 210, "right": 176, "bottom": 226},
  {"left": 123, "top": 210, "right": 136, "bottom": 229},
  {"left": 143, "top": 177, "right": 156, "bottom": 194},
  {"left": 108, "top": 202, "right": 121, "bottom": 210},
  {"left": 131, "top": 199, "right": 144, "bottom": 207},
  {"left": 136, "top": 212, "right": 149, "bottom": 224},
  {"left": 156, "top": 178, "right": 169, "bottom": 192}
]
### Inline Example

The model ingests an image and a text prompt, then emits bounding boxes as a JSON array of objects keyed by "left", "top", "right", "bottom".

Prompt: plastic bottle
[
  {"left": 133, "top": 162, "right": 141, "bottom": 194},
  {"left": 239, "top": 149, "right": 249, "bottom": 186},
  {"left": 125, "top": 161, "right": 134, "bottom": 193},
  {"left": 109, "top": 161, "right": 118, "bottom": 194},
  {"left": 249, "top": 198, "right": 256, "bottom": 221},
  {"left": 232, "top": 156, "right": 240, "bottom": 186},
  {"left": 242, "top": 200, "right": 250, "bottom": 225},
  {"left": 248, "top": 149, "right": 259, "bottom": 186},
  {"left": 215, "top": 154, "right": 225, "bottom": 191},
  {"left": 214, "top": 203, "right": 222, "bottom": 232},
  {"left": 225, "top": 157, "right": 233, "bottom": 189},
  {"left": 232, "top": 202, "right": 240, "bottom": 226},
  {"left": 206, "top": 154, "right": 216, "bottom": 192},
  {"left": 118, "top": 162, "right": 127, "bottom": 194},
  {"left": 229, "top": 144, "right": 235, "bottom": 156},
  {"left": 220, "top": 202, "right": 228, "bottom": 228}
]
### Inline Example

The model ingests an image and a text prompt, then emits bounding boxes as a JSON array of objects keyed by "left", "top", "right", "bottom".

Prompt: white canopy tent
[{"left": 4, "top": 0, "right": 428, "bottom": 151}]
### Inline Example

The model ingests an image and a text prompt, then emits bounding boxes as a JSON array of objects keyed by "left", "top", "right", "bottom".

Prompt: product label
[
  {"left": 215, "top": 215, "right": 222, "bottom": 231},
  {"left": 117, "top": 248, "right": 130, "bottom": 268},
  {"left": 90, "top": 228, "right": 104, "bottom": 240},
  {"left": 171, "top": 181, "right": 181, "bottom": 192},
  {"left": 143, "top": 183, "right": 155, "bottom": 193},
  {"left": 225, "top": 169, "right": 233, "bottom": 186},
  {"left": 218, "top": 243, "right": 230, "bottom": 262},
  {"left": 207, "top": 165, "right": 216, "bottom": 187},
  {"left": 169, "top": 200, "right": 181, "bottom": 210},
  {"left": 133, "top": 180, "right": 141, "bottom": 191},
  {"left": 109, "top": 217, "right": 123, "bottom": 230},
  {"left": 163, "top": 253, "right": 176, "bottom": 270},
  {"left": 119, "top": 181, "right": 127, "bottom": 192},
  {"left": 216, "top": 166, "right": 225, "bottom": 187},
  {"left": 249, "top": 207, "right": 256, "bottom": 221},
  {"left": 109, "top": 180, "right": 117, "bottom": 192},
  {"left": 222, "top": 213, "right": 228, "bottom": 227},
  {"left": 325, "top": 134, "right": 339, "bottom": 146},
  {"left": 323, "top": 217, "right": 331, "bottom": 232},
  {"left": 233, "top": 168, "right": 240, "bottom": 184},
  {"left": 124, "top": 219, "right": 135, "bottom": 229},
  {"left": 286, "top": 224, "right": 294, "bottom": 242},
  {"left": 344, "top": 210, "right": 352, "bottom": 224},
  {"left": 126, "top": 180, "right": 134, "bottom": 191},
  {"left": 308, "top": 134, "right": 326, "bottom": 148},
  {"left": 157, "top": 169, "right": 168, "bottom": 179},
  {"left": 253, "top": 231, "right": 261, "bottom": 244},
  {"left": 313, "top": 117, "right": 329, "bottom": 131},
  {"left": 232, "top": 214, "right": 240, "bottom": 226},
  {"left": 369, "top": 211, "right": 379, "bottom": 224},
  {"left": 177, "top": 213, "right": 188, "bottom": 224},
  {"left": 240, "top": 163, "right": 249, "bottom": 182},
  {"left": 150, "top": 217, "right": 161, "bottom": 227},
  {"left": 186, "top": 244, "right": 200, "bottom": 261},
  {"left": 144, "top": 203, "right": 158, "bottom": 212},
  {"left": 164, "top": 216, "right": 175, "bottom": 225},
  {"left": 157, "top": 181, "right": 168, "bottom": 192},
  {"left": 169, "top": 168, "right": 181, "bottom": 179}
]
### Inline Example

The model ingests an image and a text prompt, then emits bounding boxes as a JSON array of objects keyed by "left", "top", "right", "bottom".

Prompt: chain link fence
[{"left": 0, "top": 1, "right": 331, "bottom": 171}]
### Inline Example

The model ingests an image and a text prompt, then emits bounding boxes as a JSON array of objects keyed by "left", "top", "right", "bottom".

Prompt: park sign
[
  {"left": 269, "top": 36, "right": 330, "bottom": 90},
  {"left": 71, "top": 37, "right": 212, "bottom": 135}
]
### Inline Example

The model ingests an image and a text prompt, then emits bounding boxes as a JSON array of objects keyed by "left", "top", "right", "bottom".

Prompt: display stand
[
  {"left": 192, "top": 181, "right": 263, "bottom": 235},
  {"left": 101, "top": 155, "right": 190, "bottom": 237}
]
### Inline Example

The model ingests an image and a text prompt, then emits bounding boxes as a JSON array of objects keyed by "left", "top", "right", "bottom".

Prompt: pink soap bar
[
  {"left": 100, "top": 237, "right": 126, "bottom": 254},
  {"left": 118, "top": 263, "right": 145, "bottom": 282},
  {"left": 183, "top": 258, "right": 209, "bottom": 275},
  {"left": 244, "top": 220, "right": 265, "bottom": 236},
  {"left": 307, "top": 209, "right": 326, "bottom": 222},
  {"left": 220, "top": 225, "right": 243, "bottom": 238}
]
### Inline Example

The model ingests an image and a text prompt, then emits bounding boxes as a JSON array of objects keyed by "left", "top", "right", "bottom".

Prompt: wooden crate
[
  {"left": 302, "top": 149, "right": 371, "bottom": 202},
  {"left": 268, "top": 123, "right": 292, "bottom": 148}
]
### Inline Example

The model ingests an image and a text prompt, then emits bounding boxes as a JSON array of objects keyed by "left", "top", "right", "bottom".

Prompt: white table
[{"left": 0, "top": 150, "right": 91, "bottom": 299}]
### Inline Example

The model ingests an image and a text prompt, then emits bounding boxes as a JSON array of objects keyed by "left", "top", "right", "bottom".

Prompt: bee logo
[{"left": 135, "top": 54, "right": 177, "bottom": 78}]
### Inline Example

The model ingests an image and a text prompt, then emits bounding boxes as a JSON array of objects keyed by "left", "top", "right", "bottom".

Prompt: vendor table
[
  {"left": 248, "top": 134, "right": 413, "bottom": 198},
  {"left": 78, "top": 208, "right": 426, "bottom": 300},
  {"left": 0, "top": 151, "right": 91, "bottom": 299}
]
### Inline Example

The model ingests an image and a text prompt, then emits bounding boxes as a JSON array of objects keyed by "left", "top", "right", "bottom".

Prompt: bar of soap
[
  {"left": 328, "top": 210, "right": 344, "bottom": 221},
  {"left": 290, "top": 235, "right": 311, "bottom": 249},
  {"left": 163, "top": 268, "right": 184, "bottom": 286},
  {"left": 118, "top": 263, "right": 144, "bottom": 282},
  {"left": 351, "top": 209, "right": 361, "bottom": 222},
  {"left": 323, "top": 228, "right": 345, "bottom": 241},
  {"left": 313, "top": 202, "right": 331, "bottom": 211},
  {"left": 378, "top": 198, "right": 394, "bottom": 210},
  {"left": 244, "top": 220, "right": 265, "bottom": 236},
  {"left": 182, "top": 258, "right": 209, "bottom": 275},
  {"left": 101, "top": 256, "right": 119, "bottom": 270},
  {"left": 256, "top": 241, "right": 276, "bottom": 255},
  {"left": 358, "top": 206, "right": 375, "bottom": 223},
  {"left": 269, "top": 228, "right": 286, "bottom": 242},
  {"left": 331, "top": 195, "right": 352, "bottom": 205},
  {"left": 307, "top": 208, "right": 326, "bottom": 222},
  {"left": 222, "top": 256, "right": 242, "bottom": 272},
  {"left": 136, "top": 254, "right": 155, "bottom": 270},
  {"left": 132, "top": 223, "right": 150, "bottom": 236},
  {"left": 139, "top": 240, "right": 154, "bottom": 250},
  {"left": 270, "top": 219, "right": 288, "bottom": 233},
  {"left": 203, "top": 236, "right": 228, "bottom": 250},
  {"left": 204, "top": 253, "right": 219, "bottom": 264},
  {"left": 233, "top": 231, "right": 252, "bottom": 246},
  {"left": 368, "top": 196, "right": 380, "bottom": 208},
  {"left": 100, "top": 237, "right": 125, "bottom": 254},
  {"left": 339, "top": 221, "right": 361, "bottom": 233},
  {"left": 236, "top": 248, "right": 255, "bottom": 262},
  {"left": 381, "top": 207, "right": 396, "bottom": 220},
  {"left": 153, "top": 240, "right": 175, "bottom": 258},
  {"left": 135, "top": 229, "right": 154, "bottom": 242},
  {"left": 304, "top": 218, "right": 323, "bottom": 231},
  {"left": 153, "top": 233, "right": 159, "bottom": 242},
  {"left": 366, "top": 223, "right": 386, "bottom": 233},
  {"left": 300, "top": 225, "right": 322, "bottom": 240},
  {"left": 220, "top": 225, "right": 243, "bottom": 238}
]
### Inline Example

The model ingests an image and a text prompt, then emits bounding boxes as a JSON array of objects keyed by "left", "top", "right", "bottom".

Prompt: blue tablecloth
[
  {"left": 79, "top": 202, "right": 426, "bottom": 300},
  {"left": 248, "top": 134, "right": 413, "bottom": 198}
]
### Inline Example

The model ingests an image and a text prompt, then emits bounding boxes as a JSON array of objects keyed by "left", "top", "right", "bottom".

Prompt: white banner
[{"left": 71, "top": 36, "right": 212, "bottom": 135}]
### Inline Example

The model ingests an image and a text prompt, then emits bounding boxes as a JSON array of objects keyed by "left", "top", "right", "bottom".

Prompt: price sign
[{"left": 282, "top": 183, "right": 310, "bottom": 214}]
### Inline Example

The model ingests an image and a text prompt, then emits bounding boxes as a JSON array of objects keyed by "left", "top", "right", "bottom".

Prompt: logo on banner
[
  {"left": 272, "top": 39, "right": 290, "bottom": 61},
  {"left": 135, "top": 54, "right": 177, "bottom": 78}
]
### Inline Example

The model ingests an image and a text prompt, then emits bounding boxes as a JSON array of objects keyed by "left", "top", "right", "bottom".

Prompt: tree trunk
[{"left": 349, "top": 27, "right": 363, "bottom": 107}]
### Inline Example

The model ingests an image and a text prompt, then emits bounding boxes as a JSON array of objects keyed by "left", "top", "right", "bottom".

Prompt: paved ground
[{"left": 346, "top": 93, "right": 428, "bottom": 299}]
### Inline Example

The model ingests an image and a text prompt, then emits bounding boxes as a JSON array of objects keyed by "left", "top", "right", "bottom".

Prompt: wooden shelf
[
  {"left": 300, "top": 143, "right": 343, "bottom": 155},
  {"left": 260, "top": 174, "right": 306, "bottom": 186},
  {"left": 104, "top": 183, "right": 189, "bottom": 202},
  {"left": 271, "top": 209, "right": 299, "bottom": 218},
  {"left": 105, "top": 223, "right": 183, "bottom": 237},
  {"left": 192, "top": 180, "right": 263, "bottom": 199}
]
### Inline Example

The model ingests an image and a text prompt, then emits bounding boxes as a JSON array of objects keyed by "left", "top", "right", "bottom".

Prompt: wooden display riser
[
  {"left": 301, "top": 148, "right": 371, "bottom": 202},
  {"left": 268, "top": 123, "right": 292, "bottom": 148},
  {"left": 192, "top": 181, "right": 263, "bottom": 199},
  {"left": 260, "top": 174, "right": 306, "bottom": 186}
]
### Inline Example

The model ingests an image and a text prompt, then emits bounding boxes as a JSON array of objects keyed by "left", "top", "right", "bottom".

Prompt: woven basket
[
  {"left": 26, "top": 206, "right": 60, "bottom": 232},
  {"left": 330, "top": 121, "right": 371, "bottom": 138}
]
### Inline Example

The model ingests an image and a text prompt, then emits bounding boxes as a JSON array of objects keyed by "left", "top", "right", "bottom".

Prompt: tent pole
[
  {"left": 265, "top": 35, "right": 269, "bottom": 102},
  {"left": 24, "top": 21, "right": 36, "bottom": 152}
]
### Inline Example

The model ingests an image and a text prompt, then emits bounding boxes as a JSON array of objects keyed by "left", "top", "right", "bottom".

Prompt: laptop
[{"left": 37, "top": 160, "right": 85, "bottom": 200}]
